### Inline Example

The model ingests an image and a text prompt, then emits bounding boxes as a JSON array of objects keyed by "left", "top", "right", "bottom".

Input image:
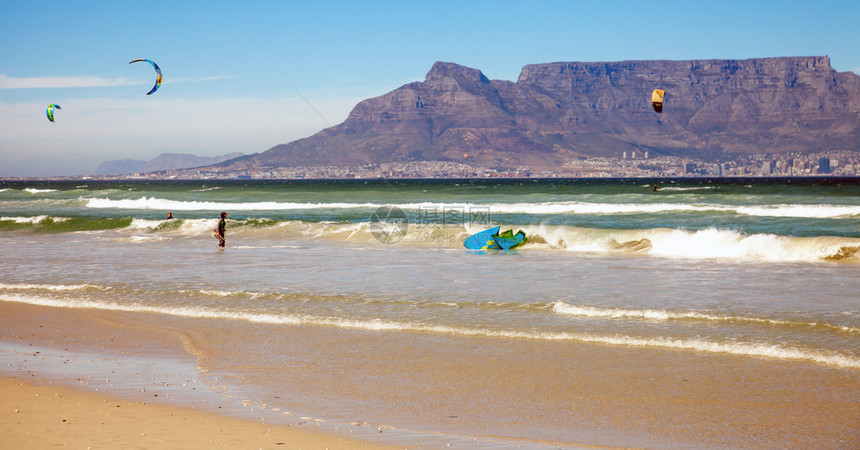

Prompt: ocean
[{"left": 1, "top": 177, "right": 858, "bottom": 448}]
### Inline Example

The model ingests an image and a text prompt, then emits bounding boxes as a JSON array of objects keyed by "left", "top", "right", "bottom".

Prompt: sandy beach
[
  {"left": 0, "top": 302, "right": 403, "bottom": 450},
  {"left": 1, "top": 377, "right": 397, "bottom": 449},
  {"left": 3, "top": 298, "right": 859, "bottom": 449}
]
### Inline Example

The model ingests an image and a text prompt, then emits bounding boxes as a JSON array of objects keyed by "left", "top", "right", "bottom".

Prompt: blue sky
[{"left": 2, "top": 0, "right": 859, "bottom": 176}]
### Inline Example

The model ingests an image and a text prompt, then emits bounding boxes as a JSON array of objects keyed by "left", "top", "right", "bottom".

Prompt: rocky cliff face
[{"left": 228, "top": 57, "right": 860, "bottom": 170}]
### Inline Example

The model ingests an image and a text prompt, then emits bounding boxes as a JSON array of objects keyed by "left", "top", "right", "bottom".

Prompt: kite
[
  {"left": 129, "top": 59, "right": 162, "bottom": 95},
  {"left": 46, "top": 104, "right": 61, "bottom": 122},
  {"left": 651, "top": 89, "right": 665, "bottom": 113}
]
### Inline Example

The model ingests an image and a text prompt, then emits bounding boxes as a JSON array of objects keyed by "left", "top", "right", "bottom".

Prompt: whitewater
[{"left": 1, "top": 177, "right": 858, "bottom": 448}]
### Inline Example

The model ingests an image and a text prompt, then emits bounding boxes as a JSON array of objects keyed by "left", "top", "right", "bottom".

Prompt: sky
[{"left": 2, "top": 0, "right": 859, "bottom": 177}]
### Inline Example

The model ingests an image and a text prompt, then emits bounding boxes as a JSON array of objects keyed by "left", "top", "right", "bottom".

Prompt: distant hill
[
  {"left": 211, "top": 56, "right": 860, "bottom": 172},
  {"left": 96, "top": 153, "right": 244, "bottom": 175}
]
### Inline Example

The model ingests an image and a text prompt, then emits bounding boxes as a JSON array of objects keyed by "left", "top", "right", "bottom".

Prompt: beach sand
[
  {"left": 0, "top": 377, "right": 396, "bottom": 449},
  {"left": 0, "top": 302, "right": 400, "bottom": 450},
  {"left": 2, "top": 301, "right": 859, "bottom": 448}
]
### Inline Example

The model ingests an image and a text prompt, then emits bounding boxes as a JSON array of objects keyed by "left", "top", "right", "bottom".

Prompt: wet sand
[
  {"left": 0, "top": 302, "right": 400, "bottom": 450},
  {"left": 2, "top": 301, "right": 859, "bottom": 449},
  {"left": 0, "top": 377, "right": 395, "bottom": 449}
]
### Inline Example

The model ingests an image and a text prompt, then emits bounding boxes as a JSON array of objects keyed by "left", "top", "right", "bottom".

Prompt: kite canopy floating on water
[
  {"left": 46, "top": 104, "right": 61, "bottom": 122},
  {"left": 129, "top": 59, "right": 162, "bottom": 95},
  {"left": 651, "top": 89, "right": 666, "bottom": 113}
]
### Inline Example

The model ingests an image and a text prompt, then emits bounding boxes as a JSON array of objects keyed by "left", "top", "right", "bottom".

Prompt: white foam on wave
[
  {"left": 24, "top": 188, "right": 59, "bottom": 194},
  {"left": 526, "top": 224, "right": 860, "bottom": 263},
  {"left": 0, "top": 215, "right": 69, "bottom": 224},
  {"left": 124, "top": 235, "right": 169, "bottom": 243},
  {"left": 647, "top": 228, "right": 830, "bottom": 262},
  {"left": 86, "top": 197, "right": 382, "bottom": 211},
  {"left": 196, "top": 289, "right": 238, "bottom": 297},
  {"left": 657, "top": 186, "right": 716, "bottom": 191},
  {"left": 0, "top": 283, "right": 100, "bottom": 291},
  {"left": 551, "top": 301, "right": 860, "bottom": 335},
  {"left": 120, "top": 218, "right": 216, "bottom": 236},
  {"left": 2, "top": 293, "right": 857, "bottom": 370},
  {"left": 409, "top": 201, "right": 860, "bottom": 219},
  {"left": 126, "top": 218, "right": 167, "bottom": 230},
  {"left": 83, "top": 197, "right": 860, "bottom": 219},
  {"left": 189, "top": 289, "right": 277, "bottom": 299},
  {"left": 397, "top": 201, "right": 714, "bottom": 216},
  {"left": 737, "top": 204, "right": 860, "bottom": 219}
]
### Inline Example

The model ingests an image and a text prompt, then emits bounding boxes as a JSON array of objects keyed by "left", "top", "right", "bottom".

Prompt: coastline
[
  {"left": 0, "top": 302, "right": 403, "bottom": 450},
  {"left": 0, "top": 301, "right": 589, "bottom": 449},
  {"left": 3, "top": 301, "right": 859, "bottom": 448},
  {"left": 1, "top": 377, "right": 396, "bottom": 449}
]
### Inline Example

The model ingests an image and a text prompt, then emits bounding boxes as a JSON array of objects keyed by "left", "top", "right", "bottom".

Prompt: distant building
[
  {"left": 818, "top": 157, "right": 831, "bottom": 174},
  {"left": 761, "top": 161, "right": 773, "bottom": 175},
  {"left": 685, "top": 163, "right": 697, "bottom": 174}
]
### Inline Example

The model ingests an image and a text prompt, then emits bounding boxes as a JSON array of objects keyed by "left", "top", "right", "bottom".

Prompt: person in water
[
  {"left": 216, "top": 211, "right": 227, "bottom": 247},
  {"left": 166, "top": 212, "right": 173, "bottom": 220}
]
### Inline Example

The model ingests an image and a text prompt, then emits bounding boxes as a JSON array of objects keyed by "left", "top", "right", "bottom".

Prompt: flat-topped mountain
[{"left": 218, "top": 57, "right": 860, "bottom": 171}]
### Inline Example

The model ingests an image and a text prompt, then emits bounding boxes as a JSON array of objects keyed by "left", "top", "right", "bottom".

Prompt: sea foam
[
  {"left": 551, "top": 301, "right": 860, "bottom": 335},
  {"left": 83, "top": 197, "right": 860, "bottom": 219},
  {"left": 523, "top": 224, "right": 860, "bottom": 263},
  {"left": 2, "top": 293, "right": 858, "bottom": 370}
]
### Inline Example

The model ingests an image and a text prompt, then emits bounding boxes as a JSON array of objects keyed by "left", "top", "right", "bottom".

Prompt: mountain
[
  {"left": 96, "top": 152, "right": 244, "bottom": 175},
  {"left": 216, "top": 57, "right": 860, "bottom": 171}
]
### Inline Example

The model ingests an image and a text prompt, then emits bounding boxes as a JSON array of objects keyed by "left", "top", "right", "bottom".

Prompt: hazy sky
[{"left": 2, "top": 0, "right": 859, "bottom": 176}]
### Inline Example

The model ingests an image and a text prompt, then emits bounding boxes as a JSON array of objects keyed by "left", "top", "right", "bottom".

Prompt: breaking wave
[
  {"left": 551, "top": 301, "right": 860, "bottom": 335},
  {"left": 522, "top": 224, "right": 860, "bottom": 263},
  {"left": 3, "top": 212, "right": 857, "bottom": 264},
  {"left": 280, "top": 221, "right": 859, "bottom": 264},
  {"left": 85, "top": 197, "right": 382, "bottom": 211},
  {"left": 82, "top": 197, "right": 860, "bottom": 219},
  {"left": 1, "top": 292, "right": 857, "bottom": 370}
]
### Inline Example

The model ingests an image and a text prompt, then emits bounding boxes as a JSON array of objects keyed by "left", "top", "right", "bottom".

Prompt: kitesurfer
[{"left": 216, "top": 211, "right": 227, "bottom": 247}]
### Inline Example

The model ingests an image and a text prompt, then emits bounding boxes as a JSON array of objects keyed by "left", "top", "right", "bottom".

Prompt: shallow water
[{"left": 1, "top": 178, "right": 859, "bottom": 447}]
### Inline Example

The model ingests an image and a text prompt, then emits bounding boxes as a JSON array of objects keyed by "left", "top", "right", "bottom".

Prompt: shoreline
[
  {"left": 1, "top": 376, "right": 399, "bottom": 449},
  {"left": 3, "top": 301, "right": 859, "bottom": 449},
  {"left": 0, "top": 302, "right": 579, "bottom": 449},
  {"left": 0, "top": 301, "right": 406, "bottom": 449}
]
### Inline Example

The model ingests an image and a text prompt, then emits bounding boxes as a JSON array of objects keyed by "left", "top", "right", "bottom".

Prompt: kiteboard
[
  {"left": 493, "top": 229, "right": 527, "bottom": 250},
  {"left": 463, "top": 226, "right": 527, "bottom": 250},
  {"left": 463, "top": 226, "right": 501, "bottom": 250},
  {"left": 213, "top": 229, "right": 224, "bottom": 244}
]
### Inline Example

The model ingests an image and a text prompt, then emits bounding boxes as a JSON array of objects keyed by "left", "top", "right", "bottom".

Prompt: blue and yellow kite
[{"left": 129, "top": 59, "right": 162, "bottom": 95}]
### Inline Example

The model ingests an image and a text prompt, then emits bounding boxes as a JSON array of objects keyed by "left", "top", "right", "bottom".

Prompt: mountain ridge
[
  {"left": 213, "top": 56, "right": 860, "bottom": 172},
  {"left": 96, "top": 152, "right": 244, "bottom": 175}
]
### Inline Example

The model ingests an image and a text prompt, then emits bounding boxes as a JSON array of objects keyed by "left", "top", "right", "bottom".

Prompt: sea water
[{"left": 1, "top": 178, "right": 858, "bottom": 447}]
